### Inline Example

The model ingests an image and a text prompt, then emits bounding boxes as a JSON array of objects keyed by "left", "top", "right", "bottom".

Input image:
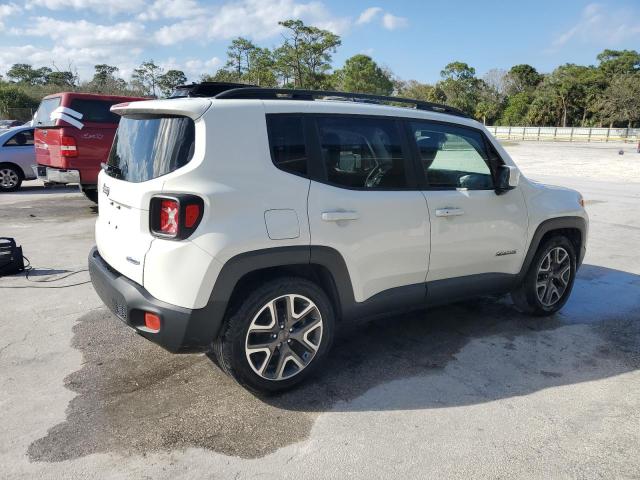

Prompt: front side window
[
  {"left": 107, "top": 115, "right": 195, "bottom": 183},
  {"left": 267, "top": 115, "right": 307, "bottom": 176},
  {"left": 4, "top": 129, "right": 34, "bottom": 147},
  {"left": 408, "top": 121, "right": 494, "bottom": 190},
  {"left": 317, "top": 116, "right": 408, "bottom": 189}
]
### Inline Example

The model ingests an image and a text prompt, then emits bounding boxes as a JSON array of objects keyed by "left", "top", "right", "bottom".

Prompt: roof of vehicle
[{"left": 42, "top": 92, "right": 149, "bottom": 102}]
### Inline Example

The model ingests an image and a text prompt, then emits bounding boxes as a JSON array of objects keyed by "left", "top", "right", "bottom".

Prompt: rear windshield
[
  {"left": 70, "top": 99, "right": 120, "bottom": 123},
  {"left": 107, "top": 115, "right": 195, "bottom": 183},
  {"left": 33, "top": 97, "right": 61, "bottom": 127}
]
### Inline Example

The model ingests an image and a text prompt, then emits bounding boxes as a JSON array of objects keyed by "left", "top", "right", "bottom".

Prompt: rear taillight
[
  {"left": 150, "top": 195, "right": 204, "bottom": 240},
  {"left": 60, "top": 136, "right": 77, "bottom": 157}
]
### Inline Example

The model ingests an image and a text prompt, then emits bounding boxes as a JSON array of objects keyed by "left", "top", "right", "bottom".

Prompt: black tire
[
  {"left": 211, "top": 277, "right": 335, "bottom": 394},
  {"left": 82, "top": 188, "right": 98, "bottom": 203},
  {"left": 511, "top": 235, "right": 577, "bottom": 316},
  {"left": 0, "top": 165, "right": 23, "bottom": 192}
]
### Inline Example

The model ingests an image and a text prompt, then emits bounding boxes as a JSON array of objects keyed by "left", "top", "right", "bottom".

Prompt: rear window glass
[
  {"left": 70, "top": 99, "right": 120, "bottom": 123},
  {"left": 33, "top": 97, "right": 61, "bottom": 127},
  {"left": 107, "top": 116, "right": 195, "bottom": 183}
]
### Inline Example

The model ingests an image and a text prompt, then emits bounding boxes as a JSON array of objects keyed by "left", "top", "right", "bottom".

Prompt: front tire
[
  {"left": 212, "top": 277, "right": 335, "bottom": 394},
  {"left": 511, "top": 235, "right": 577, "bottom": 316}
]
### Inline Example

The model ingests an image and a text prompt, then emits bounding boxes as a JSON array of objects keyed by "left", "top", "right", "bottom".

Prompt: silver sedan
[{"left": 0, "top": 126, "right": 37, "bottom": 192}]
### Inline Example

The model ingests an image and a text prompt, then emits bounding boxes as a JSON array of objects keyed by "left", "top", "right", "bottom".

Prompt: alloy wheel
[
  {"left": 536, "top": 246, "right": 571, "bottom": 307},
  {"left": 245, "top": 294, "right": 323, "bottom": 381},
  {"left": 0, "top": 168, "right": 19, "bottom": 189}
]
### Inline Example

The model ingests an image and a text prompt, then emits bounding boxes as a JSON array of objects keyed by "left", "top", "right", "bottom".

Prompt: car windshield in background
[
  {"left": 107, "top": 116, "right": 195, "bottom": 183},
  {"left": 33, "top": 97, "right": 61, "bottom": 127}
]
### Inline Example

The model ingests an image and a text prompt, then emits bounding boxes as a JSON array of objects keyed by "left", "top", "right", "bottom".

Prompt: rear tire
[
  {"left": 82, "top": 188, "right": 98, "bottom": 203},
  {"left": 0, "top": 165, "right": 22, "bottom": 192},
  {"left": 511, "top": 235, "right": 577, "bottom": 316},
  {"left": 211, "top": 277, "right": 335, "bottom": 394}
]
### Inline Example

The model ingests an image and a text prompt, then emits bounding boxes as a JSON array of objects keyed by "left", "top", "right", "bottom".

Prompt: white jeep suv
[{"left": 89, "top": 84, "right": 588, "bottom": 393}]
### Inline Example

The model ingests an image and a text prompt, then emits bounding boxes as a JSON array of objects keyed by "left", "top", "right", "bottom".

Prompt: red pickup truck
[{"left": 33, "top": 92, "right": 147, "bottom": 202}]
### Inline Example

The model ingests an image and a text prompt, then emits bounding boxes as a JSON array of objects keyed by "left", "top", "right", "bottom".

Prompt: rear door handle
[
  {"left": 435, "top": 207, "right": 465, "bottom": 217},
  {"left": 321, "top": 211, "right": 360, "bottom": 222}
]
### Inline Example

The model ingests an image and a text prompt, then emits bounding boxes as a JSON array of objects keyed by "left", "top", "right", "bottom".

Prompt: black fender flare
[{"left": 516, "top": 216, "right": 587, "bottom": 284}]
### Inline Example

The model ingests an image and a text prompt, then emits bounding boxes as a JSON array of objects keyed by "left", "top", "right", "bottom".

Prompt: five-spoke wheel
[
  {"left": 245, "top": 294, "right": 323, "bottom": 380},
  {"left": 211, "top": 277, "right": 334, "bottom": 393},
  {"left": 0, "top": 166, "right": 22, "bottom": 192}
]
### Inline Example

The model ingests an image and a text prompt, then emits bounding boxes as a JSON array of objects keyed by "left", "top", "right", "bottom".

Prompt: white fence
[{"left": 487, "top": 126, "right": 640, "bottom": 143}]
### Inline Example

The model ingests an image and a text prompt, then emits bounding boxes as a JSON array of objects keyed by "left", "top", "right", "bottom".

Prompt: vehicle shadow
[{"left": 28, "top": 264, "right": 640, "bottom": 461}]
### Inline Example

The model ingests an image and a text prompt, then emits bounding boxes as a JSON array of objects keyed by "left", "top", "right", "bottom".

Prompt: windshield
[
  {"left": 33, "top": 97, "right": 61, "bottom": 127},
  {"left": 107, "top": 115, "right": 195, "bottom": 183}
]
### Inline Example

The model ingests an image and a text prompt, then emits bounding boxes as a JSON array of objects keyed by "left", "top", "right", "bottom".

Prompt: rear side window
[
  {"left": 4, "top": 129, "right": 34, "bottom": 147},
  {"left": 317, "top": 116, "right": 408, "bottom": 189},
  {"left": 266, "top": 115, "right": 307, "bottom": 176},
  {"left": 107, "top": 116, "right": 195, "bottom": 183},
  {"left": 70, "top": 99, "right": 120, "bottom": 123},
  {"left": 33, "top": 97, "right": 61, "bottom": 127}
]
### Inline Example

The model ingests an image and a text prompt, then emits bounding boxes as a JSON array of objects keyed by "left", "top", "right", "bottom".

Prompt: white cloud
[
  {"left": 137, "top": 0, "right": 204, "bottom": 21},
  {"left": 381, "top": 13, "right": 408, "bottom": 31},
  {"left": 0, "top": 3, "right": 20, "bottom": 29},
  {"left": 552, "top": 3, "right": 640, "bottom": 48},
  {"left": 356, "top": 7, "right": 382, "bottom": 25},
  {"left": 25, "top": 0, "right": 145, "bottom": 15},
  {"left": 154, "top": 0, "right": 351, "bottom": 45},
  {"left": 0, "top": 44, "right": 140, "bottom": 80},
  {"left": 14, "top": 17, "right": 146, "bottom": 49},
  {"left": 159, "top": 56, "right": 222, "bottom": 80}
]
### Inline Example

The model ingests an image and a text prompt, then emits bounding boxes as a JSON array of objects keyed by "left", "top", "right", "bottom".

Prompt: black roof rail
[
  {"left": 214, "top": 87, "right": 470, "bottom": 118},
  {"left": 170, "top": 82, "right": 256, "bottom": 98}
]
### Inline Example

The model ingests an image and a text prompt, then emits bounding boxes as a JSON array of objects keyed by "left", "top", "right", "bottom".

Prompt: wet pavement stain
[{"left": 27, "top": 266, "right": 640, "bottom": 462}]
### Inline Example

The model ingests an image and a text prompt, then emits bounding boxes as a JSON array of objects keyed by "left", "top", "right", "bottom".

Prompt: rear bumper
[
  {"left": 88, "top": 246, "right": 223, "bottom": 353},
  {"left": 34, "top": 165, "right": 80, "bottom": 184}
]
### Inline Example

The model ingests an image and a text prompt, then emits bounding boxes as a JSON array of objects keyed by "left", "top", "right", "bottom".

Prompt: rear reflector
[
  {"left": 159, "top": 199, "right": 179, "bottom": 236},
  {"left": 60, "top": 136, "right": 77, "bottom": 157},
  {"left": 144, "top": 312, "right": 161, "bottom": 331},
  {"left": 184, "top": 204, "right": 200, "bottom": 228}
]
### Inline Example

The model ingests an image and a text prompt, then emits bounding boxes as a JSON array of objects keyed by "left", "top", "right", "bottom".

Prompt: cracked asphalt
[{"left": 1, "top": 142, "right": 639, "bottom": 479}]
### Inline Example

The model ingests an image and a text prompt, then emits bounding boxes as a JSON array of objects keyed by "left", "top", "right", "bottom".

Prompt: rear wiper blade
[{"left": 101, "top": 162, "right": 122, "bottom": 178}]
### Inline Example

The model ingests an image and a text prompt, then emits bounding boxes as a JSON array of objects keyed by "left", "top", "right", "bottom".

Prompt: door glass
[
  {"left": 317, "top": 116, "right": 408, "bottom": 189},
  {"left": 408, "top": 121, "right": 494, "bottom": 190}
]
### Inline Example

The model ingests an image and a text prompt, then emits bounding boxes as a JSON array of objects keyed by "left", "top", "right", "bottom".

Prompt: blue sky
[{"left": 1, "top": 0, "right": 639, "bottom": 83}]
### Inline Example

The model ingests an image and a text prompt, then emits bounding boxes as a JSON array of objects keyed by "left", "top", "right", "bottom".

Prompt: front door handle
[
  {"left": 321, "top": 210, "right": 360, "bottom": 222},
  {"left": 435, "top": 207, "right": 465, "bottom": 217}
]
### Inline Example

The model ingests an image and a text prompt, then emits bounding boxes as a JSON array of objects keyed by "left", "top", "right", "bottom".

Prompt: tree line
[{"left": 1, "top": 18, "right": 639, "bottom": 127}]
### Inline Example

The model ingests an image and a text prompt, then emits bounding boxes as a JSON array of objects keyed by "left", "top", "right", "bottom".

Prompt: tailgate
[
  {"left": 95, "top": 172, "right": 159, "bottom": 285},
  {"left": 34, "top": 127, "right": 62, "bottom": 168}
]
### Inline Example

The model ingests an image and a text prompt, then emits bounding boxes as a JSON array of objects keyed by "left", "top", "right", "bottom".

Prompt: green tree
[
  {"left": 500, "top": 92, "right": 533, "bottom": 125},
  {"left": 596, "top": 49, "right": 640, "bottom": 75},
  {"left": 131, "top": 60, "right": 164, "bottom": 97},
  {"left": 275, "top": 19, "right": 341, "bottom": 88},
  {"left": 505, "top": 64, "right": 542, "bottom": 95},
  {"left": 475, "top": 81, "right": 503, "bottom": 125},
  {"left": 332, "top": 54, "right": 393, "bottom": 95},
  {"left": 6, "top": 64, "right": 50, "bottom": 85},
  {"left": 245, "top": 47, "right": 277, "bottom": 86},
  {"left": 46, "top": 70, "right": 76, "bottom": 87},
  {"left": 0, "top": 85, "right": 38, "bottom": 119},
  {"left": 396, "top": 80, "right": 446, "bottom": 103},
  {"left": 158, "top": 69, "right": 187, "bottom": 97},
  {"left": 597, "top": 74, "right": 640, "bottom": 127},
  {"left": 225, "top": 37, "right": 257, "bottom": 78},
  {"left": 437, "top": 61, "right": 481, "bottom": 114}
]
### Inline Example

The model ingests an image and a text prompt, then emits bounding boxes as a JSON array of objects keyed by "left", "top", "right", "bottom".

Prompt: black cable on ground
[{"left": 0, "top": 256, "right": 91, "bottom": 289}]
